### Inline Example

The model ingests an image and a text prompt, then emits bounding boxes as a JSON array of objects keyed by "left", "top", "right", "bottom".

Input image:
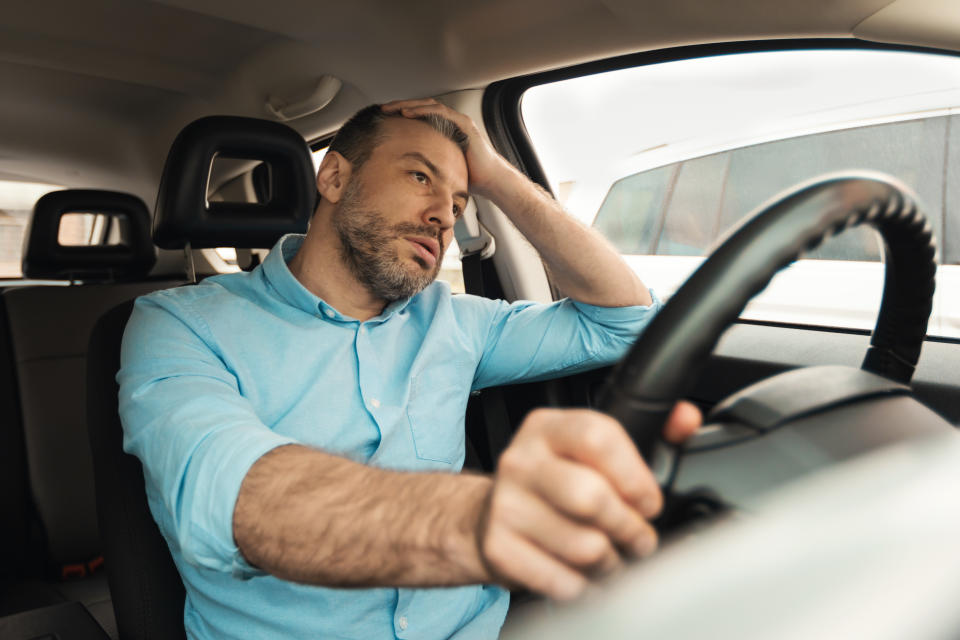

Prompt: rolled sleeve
[
  {"left": 118, "top": 294, "right": 297, "bottom": 576},
  {"left": 471, "top": 290, "right": 662, "bottom": 390}
]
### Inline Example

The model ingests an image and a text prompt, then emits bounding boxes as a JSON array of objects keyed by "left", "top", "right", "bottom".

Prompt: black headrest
[
  {"left": 22, "top": 189, "right": 156, "bottom": 281},
  {"left": 153, "top": 116, "right": 314, "bottom": 249}
]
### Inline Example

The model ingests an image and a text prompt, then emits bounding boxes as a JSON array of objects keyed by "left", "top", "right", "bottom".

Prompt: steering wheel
[
  {"left": 597, "top": 173, "right": 943, "bottom": 471},
  {"left": 505, "top": 174, "right": 959, "bottom": 640}
]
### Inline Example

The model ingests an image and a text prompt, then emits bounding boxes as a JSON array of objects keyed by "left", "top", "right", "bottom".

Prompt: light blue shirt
[{"left": 118, "top": 234, "right": 662, "bottom": 639}]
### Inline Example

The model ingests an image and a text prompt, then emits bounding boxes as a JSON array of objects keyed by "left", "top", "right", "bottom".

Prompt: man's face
[{"left": 332, "top": 117, "right": 469, "bottom": 301}]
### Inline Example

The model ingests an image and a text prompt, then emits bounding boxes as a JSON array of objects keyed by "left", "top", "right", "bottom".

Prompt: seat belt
[{"left": 461, "top": 251, "right": 514, "bottom": 471}]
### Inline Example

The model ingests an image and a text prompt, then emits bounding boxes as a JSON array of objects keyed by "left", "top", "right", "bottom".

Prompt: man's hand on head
[
  {"left": 381, "top": 99, "right": 512, "bottom": 200},
  {"left": 383, "top": 97, "right": 654, "bottom": 308},
  {"left": 478, "top": 402, "right": 701, "bottom": 601}
]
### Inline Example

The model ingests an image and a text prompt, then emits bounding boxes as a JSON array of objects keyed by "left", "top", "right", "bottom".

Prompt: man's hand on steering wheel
[{"left": 479, "top": 403, "right": 701, "bottom": 600}]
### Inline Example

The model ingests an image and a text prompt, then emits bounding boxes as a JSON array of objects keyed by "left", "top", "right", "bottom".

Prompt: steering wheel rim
[{"left": 597, "top": 173, "right": 938, "bottom": 459}]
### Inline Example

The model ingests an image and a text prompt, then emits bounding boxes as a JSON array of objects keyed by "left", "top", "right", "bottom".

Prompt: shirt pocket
[{"left": 406, "top": 370, "right": 467, "bottom": 465}]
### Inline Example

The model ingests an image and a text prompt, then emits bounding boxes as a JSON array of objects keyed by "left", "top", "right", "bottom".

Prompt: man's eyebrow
[{"left": 402, "top": 152, "right": 469, "bottom": 201}]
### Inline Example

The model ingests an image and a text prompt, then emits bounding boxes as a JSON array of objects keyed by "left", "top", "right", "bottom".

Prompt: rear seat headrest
[
  {"left": 153, "top": 115, "right": 314, "bottom": 249},
  {"left": 22, "top": 189, "right": 156, "bottom": 281}
]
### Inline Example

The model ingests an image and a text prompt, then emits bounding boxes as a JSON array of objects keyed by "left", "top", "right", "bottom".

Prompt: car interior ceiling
[{"left": 3, "top": 0, "right": 960, "bottom": 638}]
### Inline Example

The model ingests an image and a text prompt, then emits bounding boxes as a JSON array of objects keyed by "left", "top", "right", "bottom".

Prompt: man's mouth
[{"left": 405, "top": 236, "right": 440, "bottom": 268}]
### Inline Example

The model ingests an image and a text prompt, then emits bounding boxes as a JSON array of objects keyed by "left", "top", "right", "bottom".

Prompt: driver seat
[{"left": 86, "top": 115, "right": 315, "bottom": 639}]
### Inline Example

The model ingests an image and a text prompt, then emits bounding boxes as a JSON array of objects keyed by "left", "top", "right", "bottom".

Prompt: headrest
[
  {"left": 22, "top": 189, "right": 156, "bottom": 281},
  {"left": 153, "top": 116, "right": 314, "bottom": 249}
]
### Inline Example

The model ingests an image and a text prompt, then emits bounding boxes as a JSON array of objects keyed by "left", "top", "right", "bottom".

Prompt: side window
[
  {"left": 717, "top": 117, "right": 948, "bottom": 261},
  {"left": 596, "top": 115, "right": 951, "bottom": 263},
  {"left": 594, "top": 164, "right": 674, "bottom": 255},
  {"left": 947, "top": 115, "right": 960, "bottom": 265},
  {"left": 522, "top": 48, "right": 960, "bottom": 337},
  {"left": 656, "top": 153, "right": 728, "bottom": 257}
]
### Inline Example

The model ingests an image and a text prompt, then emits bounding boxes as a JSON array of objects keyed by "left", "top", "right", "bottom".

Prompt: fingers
[
  {"left": 382, "top": 98, "right": 459, "bottom": 123},
  {"left": 516, "top": 453, "right": 659, "bottom": 555},
  {"left": 381, "top": 97, "right": 509, "bottom": 198},
  {"left": 662, "top": 400, "right": 702, "bottom": 444},
  {"left": 381, "top": 97, "right": 441, "bottom": 112},
  {"left": 522, "top": 408, "right": 662, "bottom": 518},
  {"left": 481, "top": 524, "right": 589, "bottom": 601},
  {"left": 491, "top": 480, "right": 624, "bottom": 575},
  {"left": 381, "top": 99, "right": 476, "bottom": 134},
  {"left": 481, "top": 407, "right": 664, "bottom": 600}
]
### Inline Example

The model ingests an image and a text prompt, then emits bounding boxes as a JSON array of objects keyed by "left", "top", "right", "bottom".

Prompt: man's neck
[{"left": 287, "top": 226, "right": 387, "bottom": 322}]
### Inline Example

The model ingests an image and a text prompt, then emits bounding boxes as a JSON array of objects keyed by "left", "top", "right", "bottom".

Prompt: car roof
[{"left": 0, "top": 0, "right": 958, "bottom": 204}]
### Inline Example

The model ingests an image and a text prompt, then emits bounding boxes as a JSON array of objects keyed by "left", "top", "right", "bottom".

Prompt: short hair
[
  {"left": 329, "top": 104, "right": 468, "bottom": 169},
  {"left": 316, "top": 104, "right": 468, "bottom": 208}
]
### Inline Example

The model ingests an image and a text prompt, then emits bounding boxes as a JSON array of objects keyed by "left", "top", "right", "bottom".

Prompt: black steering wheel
[{"left": 597, "top": 174, "right": 938, "bottom": 463}]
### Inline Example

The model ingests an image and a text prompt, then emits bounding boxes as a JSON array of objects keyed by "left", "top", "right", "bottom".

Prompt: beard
[{"left": 332, "top": 177, "right": 446, "bottom": 302}]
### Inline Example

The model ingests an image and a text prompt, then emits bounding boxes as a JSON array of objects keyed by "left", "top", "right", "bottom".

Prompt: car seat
[
  {"left": 86, "top": 115, "right": 314, "bottom": 640},
  {"left": 2, "top": 189, "right": 181, "bottom": 636}
]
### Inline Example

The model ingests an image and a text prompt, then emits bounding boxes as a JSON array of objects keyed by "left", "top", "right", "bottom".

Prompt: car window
[
  {"left": 521, "top": 48, "right": 960, "bottom": 337},
  {"left": 0, "top": 180, "right": 62, "bottom": 278}
]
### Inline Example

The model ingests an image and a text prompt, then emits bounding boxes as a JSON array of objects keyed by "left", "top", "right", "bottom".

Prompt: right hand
[
  {"left": 477, "top": 403, "right": 700, "bottom": 600},
  {"left": 381, "top": 98, "right": 513, "bottom": 201}
]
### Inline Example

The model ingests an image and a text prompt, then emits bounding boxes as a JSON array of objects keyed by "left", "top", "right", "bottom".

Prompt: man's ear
[{"left": 316, "top": 151, "right": 352, "bottom": 204}]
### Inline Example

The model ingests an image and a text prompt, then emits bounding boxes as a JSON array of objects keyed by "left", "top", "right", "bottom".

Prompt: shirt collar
[{"left": 262, "top": 233, "right": 415, "bottom": 323}]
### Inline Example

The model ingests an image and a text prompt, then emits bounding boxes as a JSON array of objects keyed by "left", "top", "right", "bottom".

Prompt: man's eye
[
  {"left": 412, "top": 171, "right": 428, "bottom": 184},
  {"left": 453, "top": 204, "right": 463, "bottom": 218}
]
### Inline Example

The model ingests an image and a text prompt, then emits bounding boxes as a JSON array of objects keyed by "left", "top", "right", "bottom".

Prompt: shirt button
[
  {"left": 398, "top": 616, "right": 408, "bottom": 630},
  {"left": 359, "top": 326, "right": 366, "bottom": 334},
  {"left": 371, "top": 398, "right": 381, "bottom": 409},
  {"left": 323, "top": 308, "right": 334, "bottom": 318}
]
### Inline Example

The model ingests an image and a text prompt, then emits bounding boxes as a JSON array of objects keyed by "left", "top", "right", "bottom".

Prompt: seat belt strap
[{"left": 461, "top": 252, "right": 514, "bottom": 469}]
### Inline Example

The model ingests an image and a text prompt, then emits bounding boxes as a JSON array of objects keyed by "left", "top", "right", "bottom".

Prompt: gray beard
[{"left": 332, "top": 179, "right": 445, "bottom": 302}]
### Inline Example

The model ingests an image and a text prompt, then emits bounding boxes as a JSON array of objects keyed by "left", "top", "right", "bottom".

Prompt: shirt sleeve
[
  {"left": 117, "top": 292, "right": 297, "bottom": 578},
  {"left": 471, "top": 291, "right": 663, "bottom": 390}
]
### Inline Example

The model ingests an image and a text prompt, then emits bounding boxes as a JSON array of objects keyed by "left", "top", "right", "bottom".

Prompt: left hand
[{"left": 381, "top": 98, "right": 513, "bottom": 199}]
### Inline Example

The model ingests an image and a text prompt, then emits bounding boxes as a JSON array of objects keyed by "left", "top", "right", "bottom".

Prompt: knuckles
[
  {"left": 486, "top": 483, "right": 526, "bottom": 527},
  {"left": 517, "top": 407, "right": 554, "bottom": 434},
  {"left": 567, "top": 530, "right": 613, "bottom": 568},
  {"left": 495, "top": 445, "right": 532, "bottom": 478},
  {"left": 479, "top": 526, "right": 511, "bottom": 575},
  {"left": 486, "top": 405, "right": 665, "bottom": 598},
  {"left": 579, "top": 415, "right": 620, "bottom": 455},
  {"left": 565, "top": 475, "right": 610, "bottom": 521}
]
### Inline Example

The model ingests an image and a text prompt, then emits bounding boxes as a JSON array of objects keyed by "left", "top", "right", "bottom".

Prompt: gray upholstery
[
  {"left": 5, "top": 282, "right": 180, "bottom": 566},
  {"left": 3, "top": 281, "right": 180, "bottom": 636},
  {"left": 54, "top": 573, "right": 118, "bottom": 640}
]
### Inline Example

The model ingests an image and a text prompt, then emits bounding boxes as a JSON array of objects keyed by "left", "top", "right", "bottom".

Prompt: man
[{"left": 119, "top": 99, "right": 700, "bottom": 639}]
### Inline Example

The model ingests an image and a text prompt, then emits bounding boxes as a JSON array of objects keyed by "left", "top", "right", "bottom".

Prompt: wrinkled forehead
[{"left": 374, "top": 117, "right": 469, "bottom": 190}]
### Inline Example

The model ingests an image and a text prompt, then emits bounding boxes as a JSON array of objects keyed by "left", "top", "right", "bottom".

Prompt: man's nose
[{"left": 423, "top": 191, "right": 457, "bottom": 230}]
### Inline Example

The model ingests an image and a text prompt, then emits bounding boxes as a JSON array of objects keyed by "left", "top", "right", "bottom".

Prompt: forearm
[
  {"left": 477, "top": 160, "right": 652, "bottom": 307},
  {"left": 233, "top": 444, "right": 494, "bottom": 587}
]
